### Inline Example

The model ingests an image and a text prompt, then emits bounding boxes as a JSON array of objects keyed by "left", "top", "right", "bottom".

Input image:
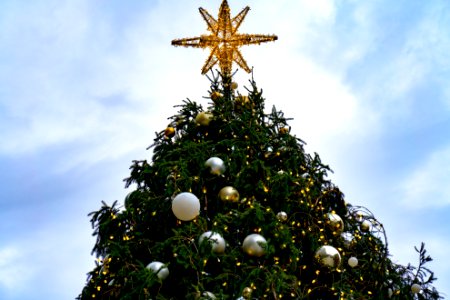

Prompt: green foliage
[{"left": 78, "top": 72, "right": 441, "bottom": 299}]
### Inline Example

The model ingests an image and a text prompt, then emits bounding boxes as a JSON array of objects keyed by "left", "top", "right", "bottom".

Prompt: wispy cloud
[
  {"left": 0, "top": 246, "right": 30, "bottom": 291},
  {"left": 400, "top": 145, "right": 450, "bottom": 208}
]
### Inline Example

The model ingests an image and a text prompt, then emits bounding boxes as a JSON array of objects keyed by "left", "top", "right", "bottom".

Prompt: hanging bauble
[
  {"left": 242, "top": 233, "right": 267, "bottom": 257},
  {"left": 199, "top": 231, "right": 226, "bottom": 254},
  {"left": 387, "top": 288, "right": 393, "bottom": 298},
  {"left": 205, "top": 157, "right": 226, "bottom": 175},
  {"left": 276, "top": 211, "right": 288, "bottom": 222},
  {"left": 210, "top": 91, "right": 223, "bottom": 101},
  {"left": 360, "top": 220, "right": 371, "bottom": 232},
  {"left": 341, "top": 232, "right": 354, "bottom": 248},
  {"left": 231, "top": 82, "right": 238, "bottom": 90},
  {"left": 196, "top": 112, "right": 213, "bottom": 126},
  {"left": 146, "top": 261, "right": 169, "bottom": 280},
  {"left": 279, "top": 127, "right": 289, "bottom": 134},
  {"left": 242, "top": 287, "right": 252, "bottom": 299},
  {"left": 354, "top": 211, "right": 365, "bottom": 222},
  {"left": 172, "top": 192, "right": 200, "bottom": 221},
  {"left": 200, "top": 291, "right": 216, "bottom": 299},
  {"left": 235, "top": 95, "right": 250, "bottom": 109},
  {"left": 348, "top": 256, "right": 358, "bottom": 268},
  {"left": 164, "top": 126, "right": 176, "bottom": 138},
  {"left": 219, "top": 186, "right": 240, "bottom": 202},
  {"left": 315, "top": 245, "right": 341, "bottom": 269},
  {"left": 411, "top": 283, "right": 421, "bottom": 294},
  {"left": 327, "top": 213, "right": 344, "bottom": 235}
]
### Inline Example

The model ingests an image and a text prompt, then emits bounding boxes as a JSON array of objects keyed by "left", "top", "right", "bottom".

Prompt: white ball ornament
[
  {"left": 146, "top": 261, "right": 169, "bottom": 280},
  {"left": 199, "top": 231, "right": 226, "bottom": 254},
  {"left": 411, "top": 283, "right": 421, "bottom": 294},
  {"left": 205, "top": 157, "right": 226, "bottom": 175},
  {"left": 348, "top": 256, "right": 358, "bottom": 268},
  {"left": 172, "top": 192, "right": 200, "bottom": 221},
  {"left": 242, "top": 233, "right": 267, "bottom": 257}
]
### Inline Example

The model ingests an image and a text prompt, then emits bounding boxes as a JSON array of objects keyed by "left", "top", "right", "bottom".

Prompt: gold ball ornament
[
  {"left": 242, "top": 233, "right": 267, "bottom": 257},
  {"left": 231, "top": 82, "right": 238, "bottom": 90},
  {"left": 279, "top": 127, "right": 289, "bottom": 134},
  {"left": 218, "top": 186, "right": 240, "bottom": 202},
  {"left": 210, "top": 91, "right": 223, "bottom": 101},
  {"left": 164, "top": 126, "right": 176, "bottom": 138},
  {"left": 196, "top": 112, "right": 213, "bottom": 126},
  {"left": 315, "top": 245, "right": 342, "bottom": 269},
  {"left": 360, "top": 220, "right": 371, "bottom": 232},
  {"left": 236, "top": 95, "right": 249, "bottom": 104},
  {"left": 327, "top": 212, "right": 344, "bottom": 235},
  {"left": 411, "top": 283, "right": 421, "bottom": 294},
  {"left": 242, "top": 287, "right": 252, "bottom": 299}
]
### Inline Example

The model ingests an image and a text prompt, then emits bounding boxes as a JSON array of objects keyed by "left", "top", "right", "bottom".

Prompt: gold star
[{"left": 172, "top": 0, "right": 277, "bottom": 75}]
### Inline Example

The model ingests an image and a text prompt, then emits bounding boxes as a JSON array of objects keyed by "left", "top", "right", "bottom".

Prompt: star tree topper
[{"left": 172, "top": 0, "right": 278, "bottom": 75}]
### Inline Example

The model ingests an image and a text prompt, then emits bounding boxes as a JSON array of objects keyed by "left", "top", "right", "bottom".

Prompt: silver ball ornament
[
  {"left": 411, "top": 283, "right": 421, "bottom": 294},
  {"left": 348, "top": 256, "right": 358, "bottom": 268},
  {"left": 172, "top": 192, "right": 200, "bottom": 221},
  {"left": 199, "top": 231, "right": 226, "bottom": 254},
  {"left": 327, "top": 212, "right": 344, "bottom": 235},
  {"left": 201, "top": 291, "right": 216, "bottom": 299},
  {"left": 388, "top": 288, "right": 393, "bottom": 298},
  {"left": 219, "top": 186, "right": 240, "bottom": 202},
  {"left": 341, "top": 232, "right": 354, "bottom": 248},
  {"left": 277, "top": 211, "right": 288, "bottom": 222},
  {"left": 146, "top": 261, "right": 169, "bottom": 280},
  {"left": 205, "top": 157, "right": 226, "bottom": 175},
  {"left": 242, "top": 233, "right": 267, "bottom": 257},
  {"left": 315, "top": 245, "right": 342, "bottom": 269}
]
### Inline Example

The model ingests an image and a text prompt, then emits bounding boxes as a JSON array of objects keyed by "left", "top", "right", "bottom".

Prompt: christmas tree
[{"left": 78, "top": 1, "right": 441, "bottom": 299}]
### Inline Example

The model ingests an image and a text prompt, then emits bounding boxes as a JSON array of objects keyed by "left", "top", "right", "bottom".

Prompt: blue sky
[{"left": 1, "top": 0, "right": 449, "bottom": 299}]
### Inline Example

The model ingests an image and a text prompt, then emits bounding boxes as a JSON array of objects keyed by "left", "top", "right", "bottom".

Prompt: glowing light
[{"left": 172, "top": 0, "right": 277, "bottom": 75}]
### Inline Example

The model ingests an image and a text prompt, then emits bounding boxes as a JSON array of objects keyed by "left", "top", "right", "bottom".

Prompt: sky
[{"left": 0, "top": 0, "right": 449, "bottom": 299}]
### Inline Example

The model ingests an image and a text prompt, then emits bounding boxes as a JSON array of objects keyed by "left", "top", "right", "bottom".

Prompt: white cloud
[
  {"left": 0, "top": 0, "right": 206, "bottom": 169},
  {"left": 401, "top": 145, "right": 450, "bottom": 208},
  {"left": 0, "top": 246, "right": 31, "bottom": 290}
]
